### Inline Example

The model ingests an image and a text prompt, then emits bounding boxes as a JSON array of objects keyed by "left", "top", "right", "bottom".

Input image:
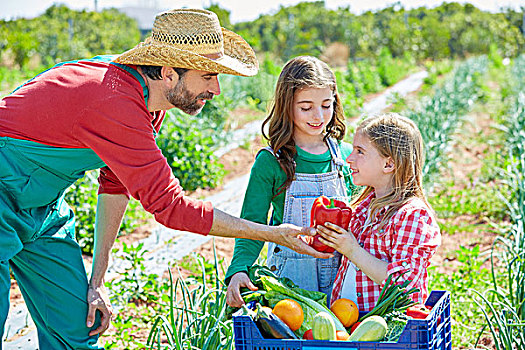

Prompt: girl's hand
[
  {"left": 316, "top": 222, "right": 360, "bottom": 259},
  {"left": 226, "top": 272, "right": 258, "bottom": 308}
]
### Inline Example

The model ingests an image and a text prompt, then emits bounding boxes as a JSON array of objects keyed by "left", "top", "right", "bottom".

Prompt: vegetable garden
[{"left": 1, "top": 2, "right": 524, "bottom": 349}]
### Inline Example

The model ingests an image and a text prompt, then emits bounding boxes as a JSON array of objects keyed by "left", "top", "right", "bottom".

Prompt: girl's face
[
  {"left": 346, "top": 131, "right": 394, "bottom": 197},
  {"left": 292, "top": 87, "right": 334, "bottom": 143}
]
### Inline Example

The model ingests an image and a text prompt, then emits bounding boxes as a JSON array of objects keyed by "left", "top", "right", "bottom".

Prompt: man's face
[{"left": 166, "top": 69, "right": 221, "bottom": 115}]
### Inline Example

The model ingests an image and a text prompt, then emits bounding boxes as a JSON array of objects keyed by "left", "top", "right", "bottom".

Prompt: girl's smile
[{"left": 307, "top": 122, "right": 324, "bottom": 129}]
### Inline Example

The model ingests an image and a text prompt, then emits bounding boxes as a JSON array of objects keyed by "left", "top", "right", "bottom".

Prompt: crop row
[
  {"left": 474, "top": 54, "right": 525, "bottom": 350},
  {"left": 405, "top": 56, "right": 488, "bottom": 185}
]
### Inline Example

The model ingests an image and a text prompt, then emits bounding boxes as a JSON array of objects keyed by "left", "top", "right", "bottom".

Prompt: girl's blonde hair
[
  {"left": 352, "top": 113, "right": 430, "bottom": 226},
  {"left": 262, "top": 56, "right": 346, "bottom": 192}
]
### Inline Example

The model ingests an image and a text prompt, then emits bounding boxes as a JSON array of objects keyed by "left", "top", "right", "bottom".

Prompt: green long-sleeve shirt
[{"left": 225, "top": 142, "right": 356, "bottom": 281}]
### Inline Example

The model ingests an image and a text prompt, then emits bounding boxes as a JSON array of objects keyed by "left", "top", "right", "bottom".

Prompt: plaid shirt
[{"left": 331, "top": 191, "right": 441, "bottom": 311}]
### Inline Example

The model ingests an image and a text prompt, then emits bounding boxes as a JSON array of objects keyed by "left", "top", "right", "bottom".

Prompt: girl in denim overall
[{"left": 225, "top": 56, "right": 356, "bottom": 307}]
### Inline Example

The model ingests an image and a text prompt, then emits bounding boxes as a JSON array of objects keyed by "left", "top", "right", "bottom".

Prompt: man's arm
[
  {"left": 86, "top": 193, "right": 129, "bottom": 336},
  {"left": 210, "top": 208, "right": 331, "bottom": 258}
]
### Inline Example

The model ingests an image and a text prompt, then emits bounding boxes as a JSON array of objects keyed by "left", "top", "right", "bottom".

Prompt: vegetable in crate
[
  {"left": 303, "top": 329, "right": 314, "bottom": 340},
  {"left": 260, "top": 276, "right": 346, "bottom": 337},
  {"left": 336, "top": 330, "right": 350, "bottom": 340},
  {"left": 349, "top": 321, "right": 361, "bottom": 334},
  {"left": 236, "top": 304, "right": 257, "bottom": 319},
  {"left": 383, "top": 312, "right": 410, "bottom": 342},
  {"left": 330, "top": 298, "right": 359, "bottom": 327},
  {"left": 312, "top": 312, "right": 336, "bottom": 340},
  {"left": 305, "top": 196, "right": 352, "bottom": 253},
  {"left": 406, "top": 304, "right": 441, "bottom": 324},
  {"left": 272, "top": 299, "right": 304, "bottom": 331},
  {"left": 255, "top": 303, "right": 298, "bottom": 339},
  {"left": 359, "top": 273, "right": 419, "bottom": 321},
  {"left": 406, "top": 304, "right": 431, "bottom": 319},
  {"left": 347, "top": 315, "right": 388, "bottom": 342}
]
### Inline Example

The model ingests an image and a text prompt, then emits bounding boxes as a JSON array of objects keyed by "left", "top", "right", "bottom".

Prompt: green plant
[
  {"left": 65, "top": 170, "right": 148, "bottom": 255},
  {"left": 488, "top": 43, "right": 504, "bottom": 69},
  {"left": 377, "top": 47, "right": 401, "bottom": 86},
  {"left": 473, "top": 236, "right": 525, "bottom": 350},
  {"left": 429, "top": 181, "right": 506, "bottom": 220},
  {"left": 429, "top": 245, "right": 493, "bottom": 348},
  {"left": 156, "top": 108, "right": 226, "bottom": 192},
  {"left": 147, "top": 241, "right": 234, "bottom": 350},
  {"left": 406, "top": 56, "right": 488, "bottom": 185},
  {"left": 356, "top": 59, "right": 383, "bottom": 93},
  {"left": 65, "top": 171, "right": 98, "bottom": 253},
  {"left": 178, "top": 252, "right": 225, "bottom": 284},
  {"left": 107, "top": 242, "right": 164, "bottom": 306},
  {"left": 472, "top": 54, "right": 525, "bottom": 350}
]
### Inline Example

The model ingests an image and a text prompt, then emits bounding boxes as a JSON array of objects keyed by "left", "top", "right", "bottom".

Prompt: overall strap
[
  {"left": 256, "top": 146, "right": 277, "bottom": 158},
  {"left": 326, "top": 137, "right": 345, "bottom": 169},
  {"left": 10, "top": 54, "right": 119, "bottom": 95},
  {"left": 110, "top": 61, "right": 149, "bottom": 110}
]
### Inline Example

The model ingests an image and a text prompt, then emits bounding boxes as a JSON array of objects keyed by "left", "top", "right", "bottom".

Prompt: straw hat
[{"left": 114, "top": 9, "right": 259, "bottom": 77}]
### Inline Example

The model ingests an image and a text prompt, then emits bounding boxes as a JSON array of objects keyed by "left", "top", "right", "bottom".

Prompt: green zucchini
[
  {"left": 348, "top": 315, "right": 388, "bottom": 342},
  {"left": 312, "top": 312, "right": 336, "bottom": 340}
]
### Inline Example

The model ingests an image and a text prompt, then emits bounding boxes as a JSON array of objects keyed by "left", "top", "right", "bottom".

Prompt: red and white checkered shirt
[{"left": 331, "top": 191, "right": 441, "bottom": 311}]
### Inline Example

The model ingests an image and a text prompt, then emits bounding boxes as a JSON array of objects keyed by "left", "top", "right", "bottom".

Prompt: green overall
[{"left": 0, "top": 56, "right": 149, "bottom": 349}]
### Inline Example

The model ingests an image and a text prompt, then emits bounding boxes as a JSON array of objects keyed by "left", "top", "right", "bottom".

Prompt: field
[{"left": 1, "top": 2, "right": 524, "bottom": 350}]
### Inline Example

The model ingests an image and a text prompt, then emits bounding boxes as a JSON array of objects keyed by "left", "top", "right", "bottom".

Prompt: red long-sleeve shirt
[{"left": 0, "top": 58, "right": 213, "bottom": 235}]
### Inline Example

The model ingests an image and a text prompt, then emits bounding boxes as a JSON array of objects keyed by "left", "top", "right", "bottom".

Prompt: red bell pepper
[
  {"left": 305, "top": 196, "right": 352, "bottom": 253},
  {"left": 406, "top": 304, "right": 431, "bottom": 319},
  {"left": 349, "top": 321, "right": 361, "bottom": 334}
]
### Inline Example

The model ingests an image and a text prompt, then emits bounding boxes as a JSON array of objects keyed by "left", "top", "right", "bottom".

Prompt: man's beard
[{"left": 166, "top": 78, "right": 214, "bottom": 115}]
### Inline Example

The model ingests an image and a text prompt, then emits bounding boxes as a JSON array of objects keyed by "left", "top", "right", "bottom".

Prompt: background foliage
[
  {"left": 232, "top": 1, "right": 523, "bottom": 62},
  {"left": 0, "top": 5, "right": 139, "bottom": 69}
]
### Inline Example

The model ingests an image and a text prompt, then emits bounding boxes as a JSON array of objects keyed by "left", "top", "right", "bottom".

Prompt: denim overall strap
[
  {"left": 326, "top": 137, "right": 345, "bottom": 169},
  {"left": 266, "top": 139, "right": 348, "bottom": 302},
  {"left": 326, "top": 137, "right": 349, "bottom": 199}
]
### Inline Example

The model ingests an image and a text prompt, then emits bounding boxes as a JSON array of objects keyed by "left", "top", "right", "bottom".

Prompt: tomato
[{"left": 303, "top": 329, "right": 314, "bottom": 340}]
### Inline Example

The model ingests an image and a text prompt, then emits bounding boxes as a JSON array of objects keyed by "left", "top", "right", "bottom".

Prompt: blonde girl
[
  {"left": 317, "top": 113, "right": 441, "bottom": 311},
  {"left": 225, "top": 56, "right": 357, "bottom": 307}
]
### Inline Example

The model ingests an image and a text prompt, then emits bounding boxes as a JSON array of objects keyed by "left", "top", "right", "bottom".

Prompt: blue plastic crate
[{"left": 233, "top": 290, "right": 451, "bottom": 350}]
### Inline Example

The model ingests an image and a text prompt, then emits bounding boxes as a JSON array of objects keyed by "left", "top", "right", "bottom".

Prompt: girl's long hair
[
  {"left": 262, "top": 56, "right": 346, "bottom": 192},
  {"left": 352, "top": 113, "right": 430, "bottom": 227}
]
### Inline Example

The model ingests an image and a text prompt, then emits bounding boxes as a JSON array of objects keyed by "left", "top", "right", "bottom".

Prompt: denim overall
[
  {"left": 0, "top": 56, "right": 147, "bottom": 349},
  {"left": 266, "top": 138, "right": 348, "bottom": 305}
]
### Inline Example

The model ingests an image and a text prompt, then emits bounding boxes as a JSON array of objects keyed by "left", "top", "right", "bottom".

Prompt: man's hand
[
  {"left": 209, "top": 209, "right": 332, "bottom": 258},
  {"left": 226, "top": 272, "right": 258, "bottom": 308},
  {"left": 86, "top": 285, "right": 113, "bottom": 336},
  {"left": 271, "top": 224, "right": 333, "bottom": 258}
]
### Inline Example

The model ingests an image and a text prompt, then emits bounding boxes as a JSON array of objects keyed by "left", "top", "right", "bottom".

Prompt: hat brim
[{"left": 113, "top": 28, "right": 258, "bottom": 77}]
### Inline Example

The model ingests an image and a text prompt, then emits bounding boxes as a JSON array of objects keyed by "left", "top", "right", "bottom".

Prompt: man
[{"left": 0, "top": 9, "right": 330, "bottom": 349}]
